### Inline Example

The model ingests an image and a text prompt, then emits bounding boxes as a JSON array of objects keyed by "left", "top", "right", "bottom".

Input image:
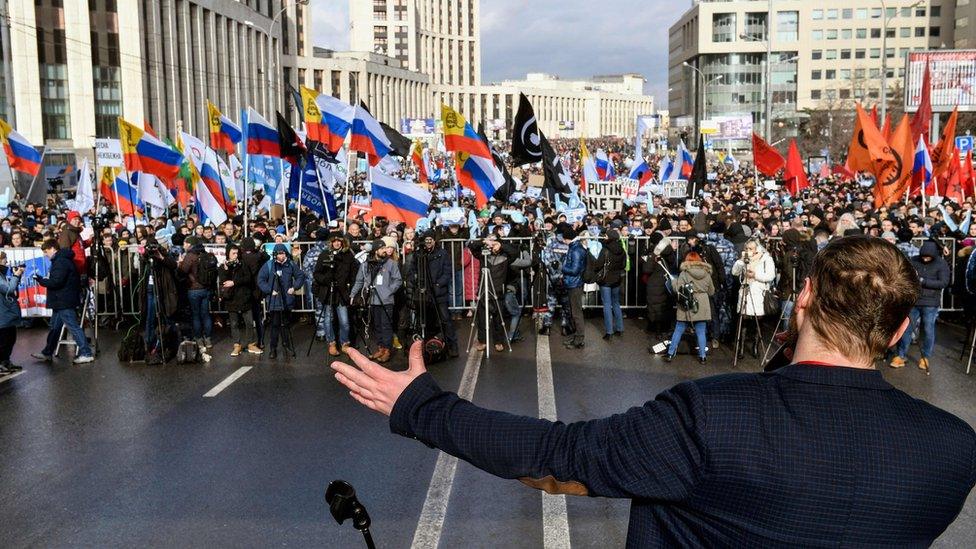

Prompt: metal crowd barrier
[{"left": 95, "top": 234, "right": 963, "bottom": 320}]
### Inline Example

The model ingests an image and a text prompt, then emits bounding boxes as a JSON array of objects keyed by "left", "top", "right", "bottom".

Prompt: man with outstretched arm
[{"left": 332, "top": 236, "right": 976, "bottom": 547}]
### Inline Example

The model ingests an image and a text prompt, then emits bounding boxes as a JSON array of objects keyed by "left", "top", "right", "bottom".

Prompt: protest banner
[
  {"left": 12, "top": 248, "right": 51, "bottom": 317},
  {"left": 618, "top": 177, "right": 639, "bottom": 202},
  {"left": 584, "top": 180, "right": 623, "bottom": 212}
]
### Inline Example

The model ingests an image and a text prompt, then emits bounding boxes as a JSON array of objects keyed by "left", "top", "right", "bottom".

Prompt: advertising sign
[{"left": 905, "top": 50, "right": 976, "bottom": 113}]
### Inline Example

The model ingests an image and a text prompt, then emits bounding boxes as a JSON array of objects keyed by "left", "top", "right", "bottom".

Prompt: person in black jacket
[
  {"left": 892, "top": 240, "right": 950, "bottom": 373},
  {"left": 596, "top": 229, "right": 628, "bottom": 341},
  {"left": 220, "top": 244, "right": 258, "bottom": 357},
  {"left": 404, "top": 232, "right": 458, "bottom": 357},
  {"left": 312, "top": 232, "right": 357, "bottom": 357},
  {"left": 31, "top": 239, "right": 94, "bottom": 363},
  {"left": 467, "top": 236, "right": 517, "bottom": 352},
  {"left": 333, "top": 235, "right": 976, "bottom": 548},
  {"left": 240, "top": 237, "right": 269, "bottom": 349}
]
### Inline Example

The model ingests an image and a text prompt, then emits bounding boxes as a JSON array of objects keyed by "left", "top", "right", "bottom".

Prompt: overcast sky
[{"left": 311, "top": 0, "right": 670, "bottom": 103}]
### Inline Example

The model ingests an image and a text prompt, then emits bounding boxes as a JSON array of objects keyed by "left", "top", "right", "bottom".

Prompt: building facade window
[
  {"left": 712, "top": 13, "right": 736, "bottom": 43},
  {"left": 777, "top": 11, "right": 798, "bottom": 41},
  {"left": 37, "top": 0, "right": 71, "bottom": 140}
]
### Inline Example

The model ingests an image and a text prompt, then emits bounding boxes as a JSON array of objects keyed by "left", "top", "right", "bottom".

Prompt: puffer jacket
[
  {"left": 596, "top": 237, "right": 628, "bottom": 288},
  {"left": 561, "top": 240, "right": 588, "bottom": 289},
  {"left": 675, "top": 260, "right": 715, "bottom": 323},
  {"left": 912, "top": 240, "right": 950, "bottom": 308},
  {"left": 731, "top": 247, "right": 777, "bottom": 317},
  {"left": 0, "top": 265, "right": 22, "bottom": 328},
  {"left": 257, "top": 256, "right": 306, "bottom": 311}
]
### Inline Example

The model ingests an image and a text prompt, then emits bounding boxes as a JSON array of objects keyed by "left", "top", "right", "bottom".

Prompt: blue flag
[{"left": 288, "top": 153, "right": 338, "bottom": 221}]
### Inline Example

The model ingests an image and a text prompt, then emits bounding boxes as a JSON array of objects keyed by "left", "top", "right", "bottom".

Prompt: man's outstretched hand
[{"left": 332, "top": 341, "right": 427, "bottom": 416}]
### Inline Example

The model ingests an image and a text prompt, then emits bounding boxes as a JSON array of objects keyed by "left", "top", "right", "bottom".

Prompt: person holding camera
[
  {"left": 0, "top": 251, "right": 24, "bottom": 373},
  {"left": 662, "top": 252, "right": 715, "bottom": 364},
  {"left": 136, "top": 236, "right": 179, "bottom": 360},
  {"left": 467, "top": 236, "right": 517, "bottom": 353},
  {"left": 350, "top": 237, "right": 402, "bottom": 363},
  {"left": 30, "top": 239, "right": 94, "bottom": 364},
  {"left": 257, "top": 244, "right": 305, "bottom": 359},
  {"left": 219, "top": 244, "right": 258, "bottom": 357},
  {"left": 312, "top": 232, "right": 357, "bottom": 357},
  {"left": 404, "top": 232, "right": 458, "bottom": 358},
  {"left": 535, "top": 223, "right": 570, "bottom": 336},
  {"left": 731, "top": 239, "right": 777, "bottom": 358}
]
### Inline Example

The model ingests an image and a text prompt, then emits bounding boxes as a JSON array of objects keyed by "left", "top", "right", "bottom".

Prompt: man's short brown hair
[
  {"left": 804, "top": 236, "right": 919, "bottom": 363},
  {"left": 41, "top": 238, "right": 58, "bottom": 251}
]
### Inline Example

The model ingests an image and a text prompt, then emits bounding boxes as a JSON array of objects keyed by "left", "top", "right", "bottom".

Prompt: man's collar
[{"left": 772, "top": 363, "right": 893, "bottom": 390}]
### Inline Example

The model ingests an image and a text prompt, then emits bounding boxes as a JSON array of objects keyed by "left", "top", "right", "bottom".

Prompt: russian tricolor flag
[
  {"left": 198, "top": 149, "right": 229, "bottom": 213},
  {"left": 350, "top": 104, "right": 392, "bottom": 166},
  {"left": 208, "top": 101, "right": 242, "bottom": 154},
  {"left": 108, "top": 171, "right": 144, "bottom": 216},
  {"left": 658, "top": 157, "right": 676, "bottom": 181},
  {"left": 628, "top": 160, "right": 653, "bottom": 185},
  {"left": 245, "top": 107, "right": 281, "bottom": 157},
  {"left": 912, "top": 136, "right": 934, "bottom": 195},
  {"left": 196, "top": 160, "right": 229, "bottom": 226},
  {"left": 595, "top": 149, "right": 615, "bottom": 181},
  {"left": 678, "top": 141, "right": 694, "bottom": 179},
  {"left": 119, "top": 117, "right": 184, "bottom": 181},
  {"left": 580, "top": 139, "right": 600, "bottom": 195},
  {"left": 316, "top": 93, "right": 355, "bottom": 155},
  {"left": 0, "top": 118, "right": 41, "bottom": 177},
  {"left": 370, "top": 168, "right": 432, "bottom": 226},
  {"left": 455, "top": 152, "right": 505, "bottom": 208}
]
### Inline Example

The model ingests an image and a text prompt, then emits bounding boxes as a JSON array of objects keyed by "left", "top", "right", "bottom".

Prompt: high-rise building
[
  {"left": 349, "top": 0, "right": 480, "bottom": 87},
  {"left": 668, "top": 1, "right": 954, "bottom": 147}
]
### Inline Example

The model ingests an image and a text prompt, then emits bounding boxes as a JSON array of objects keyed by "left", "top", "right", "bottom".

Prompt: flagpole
[
  {"left": 24, "top": 146, "right": 47, "bottom": 204},
  {"left": 296, "top": 154, "right": 305, "bottom": 237},
  {"left": 343, "top": 148, "right": 354, "bottom": 228},
  {"left": 317, "top": 159, "right": 332, "bottom": 224}
]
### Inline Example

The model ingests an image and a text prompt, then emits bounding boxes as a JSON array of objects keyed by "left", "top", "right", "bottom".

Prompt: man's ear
[
  {"left": 794, "top": 278, "right": 813, "bottom": 329},
  {"left": 888, "top": 316, "right": 911, "bottom": 349}
]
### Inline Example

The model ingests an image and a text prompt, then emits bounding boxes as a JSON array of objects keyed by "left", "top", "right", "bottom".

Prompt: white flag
[
  {"left": 217, "top": 154, "right": 236, "bottom": 203},
  {"left": 70, "top": 158, "right": 95, "bottom": 214},
  {"left": 228, "top": 154, "right": 245, "bottom": 200},
  {"left": 138, "top": 172, "right": 173, "bottom": 214}
]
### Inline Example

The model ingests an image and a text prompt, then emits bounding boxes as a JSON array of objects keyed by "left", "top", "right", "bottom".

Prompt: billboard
[
  {"left": 399, "top": 118, "right": 436, "bottom": 135},
  {"left": 558, "top": 120, "right": 575, "bottom": 131},
  {"left": 904, "top": 50, "right": 976, "bottom": 113},
  {"left": 712, "top": 114, "right": 753, "bottom": 140}
]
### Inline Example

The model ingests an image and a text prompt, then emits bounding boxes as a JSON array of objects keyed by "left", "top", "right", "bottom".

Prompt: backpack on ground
[
  {"left": 118, "top": 330, "right": 145, "bottom": 362},
  {"left": 196, "top": 251, "right": 219, "bottom": 289},
  {"left": 176, "top": 339, "right": 202, "bottom": 364}
]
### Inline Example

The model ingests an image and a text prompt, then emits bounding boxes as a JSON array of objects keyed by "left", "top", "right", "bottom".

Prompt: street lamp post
[
  {"left": 880, "top": 0, "right": 922, "bottom": 123},
  {"left": 248, "top": 0, "right": 309, "bottom": 115},
  {"left": 682, "top": 62, "right": 722, "bottom": 140}
]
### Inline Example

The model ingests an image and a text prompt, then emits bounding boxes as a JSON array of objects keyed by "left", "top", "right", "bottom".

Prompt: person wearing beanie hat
[
  {"left": 657, "top": 217, "right": 673, "bottom": 233},
  {"left": 351, "top": 232, "right": 403, "bottom": 363},
  {"left": 257, "top": 242, "right": 306, "bottom": 359},
  {"left": 311, "top": 230, "right": 357, "bottom": 357},
  {"left": 58, "top": 209, "right": 88, "bottom": 275}
]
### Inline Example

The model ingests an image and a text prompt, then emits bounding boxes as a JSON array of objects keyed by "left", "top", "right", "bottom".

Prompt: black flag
[
  {"left": 379, "top": 121, "right": 412, "bottom": 158},
  {"left": 688, "top": 134, "right": 707, "bottom": 197},
  {"left": 276, "top": 111, "right": 305, "bottom": 166},
  {"left": 511, "top": 93, "right": 543, "bottom": 166},
  {"left": 477, "top": 124, "right": 516, "bottom": 203},
  {"left": 541, "top": 132, "right": 572, "bottom": 198}
]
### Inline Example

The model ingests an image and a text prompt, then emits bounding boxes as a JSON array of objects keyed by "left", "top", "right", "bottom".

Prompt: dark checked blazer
[{"left": 390, "top": 364, "right": 976, "bottom": 547}]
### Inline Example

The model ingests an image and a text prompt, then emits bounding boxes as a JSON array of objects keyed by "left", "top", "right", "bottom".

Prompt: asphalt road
[{"left": 1, "top": 314, "right": 974, "bottom": 548}]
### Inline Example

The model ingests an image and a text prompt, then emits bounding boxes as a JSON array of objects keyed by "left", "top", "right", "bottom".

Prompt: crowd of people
[{"left": 0, "top": 136, "right": 974, "bottom": 375}]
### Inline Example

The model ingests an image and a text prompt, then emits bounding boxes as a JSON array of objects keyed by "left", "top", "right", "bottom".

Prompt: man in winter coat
[
  {"left": 240, "top": 237, "right": 269, "bottom": 348},
  {"left": 136, "top": 237, "right": 179, "bottom": 359},
  {"left": 404, "top": 232, "right": 458, "bottom": 357},
  {"left": 220, "top": 244, "right": 258, "bottom": 357},
  {"left": 663, "top": 252, "right": 715, "bottom": 363},
  {"left": 179, "top": 236, "right": 213, "bottom": 348},
  {"left": 777, "top": 223, "right": 818, "bottom": 319},
  {"left": 467, "top": 236, "right": 518, "bottom": 352},
  {"left": 891, "top": 240, "right": 950, "bottom": 373},
  {"left": 537, "top": 225, "right": 571, "bottom": 335},
  {"left": 560, "top": 227, "right": 588, "bottom": 349},
  {"left": 257, "top": 244, "right": 306, "bottom": 359},
  {"left": 0, "top": 252, "right": 24, "bottom": 373},
  {"left": 642, "top": 233, "right": 678, "bottom": 344},
  {"left": 312, "top": 232, "right": 358, "bottom": 357},
  {"left": 31, "top": 239, "right": 94, "bottom": 364},
  {"left": 350, "top": 237, "right": 402, "bottom": 363},
  {"left": 595, "top": 229, "right": 628, "bottom": 340}
]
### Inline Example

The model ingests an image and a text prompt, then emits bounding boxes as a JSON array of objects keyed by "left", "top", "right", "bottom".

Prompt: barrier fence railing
[{"left": 27, "top": 235, "right": 958, "bottom": 322}]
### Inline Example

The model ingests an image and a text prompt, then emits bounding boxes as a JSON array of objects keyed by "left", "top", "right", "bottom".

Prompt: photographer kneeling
[
  {"left": 404, "top": 232, "right": 458, "bottom": 358},
  {"left": 333, "top": 236, "right": 976, "bottom": 546},
  {"left": 312, "top": 232, "right": 357, "bottom": 357}
]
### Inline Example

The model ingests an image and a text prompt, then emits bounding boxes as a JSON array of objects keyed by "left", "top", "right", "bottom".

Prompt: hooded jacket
[
  {"left": 351, "top": 254, "right": 402, "bottom": 306},
  {"left": 257, "top": 245, "right": 306, "bottom": 311},
  {"left": 0, "top": 265, "right": 22, "bottom": 328},
  {"left": 675, "top": 260, "right": 715, "bottom": 323},
  {"left": 561, "top": 239, "right": 588, "bottom": 289},
  {"left": 912, "top": 241, "right": 950, "bottom": 308},
  {"left": 39, "top": 248, "right": 82, "bottom": 310},
  {"left": 312, "top": 237, "right": 358, "bottom": 306}
]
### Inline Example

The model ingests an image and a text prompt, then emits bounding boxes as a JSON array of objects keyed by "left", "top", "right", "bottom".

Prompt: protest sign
[
  {"left": 584, "top": 180, "right": 622, "bottom": 212},
  {"left": 12, "top": 249, "right": 51, "bottom": 317},
  {"left": 618, "top": 177, "right": 639, "bottom": 202},
  {"left": 662, "top": 180, "right": 688, "bottom": 199},
  {"left": 563, "top": 208, "right": 587, "bottom": 223},
  {"left": 94, "top": 138, "right": 123, "bottom": 168}
]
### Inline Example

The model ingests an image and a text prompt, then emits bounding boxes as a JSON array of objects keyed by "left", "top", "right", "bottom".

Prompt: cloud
[{"left": 310, "top": 0, "right": 669, "bottom": 103}]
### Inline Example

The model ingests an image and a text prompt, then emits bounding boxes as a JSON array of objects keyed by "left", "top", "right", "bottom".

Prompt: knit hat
[
  {"left": 657, "top": 217, "right": 673, "bottom": 231},
  {"left": 185, "top": 236, "right": 201, "bottom": 247},
  {"left": 66, "top": 211, "right": 81, "bottom": 223},
  {"left": 272, "top": 243, "right": 288, "bottom": 256},
  {"left": 381, "top": 236, "right": 398, "bottom": 250},
  {"left": 881, "top": 231, "right": 897, "bottom": 240}
]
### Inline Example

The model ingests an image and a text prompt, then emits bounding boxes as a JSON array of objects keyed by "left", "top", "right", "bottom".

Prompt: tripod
[
  {"left": 466, "top": 255, "right": 511, "bottom": 359},
  {"left": 732, "top": 264, "right": 766, "bottom": 369},
  {"left": 145, "top": 255, "right": 168, "bottom": 362},
  {"left": 409, "top": 250, "right": 450, "bottom": 343},
  {"left": 307, "top": 282, "right": 336, "bottom": 357},
  {"left": 266, "top": 268, "right": 296, "bottom": 358},
  {"left": 353, "top": 261, "right": 397, "bottom": 357},
  {"left": 761, "top": 264, "right": 795, "bottom": 365}
]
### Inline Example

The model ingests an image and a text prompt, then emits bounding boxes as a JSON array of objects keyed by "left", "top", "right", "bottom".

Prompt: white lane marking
[
  {"left": 410, "top": 349, "right": 484, "bottom": 549},
  {"left": 203, "top": 367, "right": 253, "bottom": 397},
  {"left": 537, "top": 335, "right": 572, "bottom": 549}
]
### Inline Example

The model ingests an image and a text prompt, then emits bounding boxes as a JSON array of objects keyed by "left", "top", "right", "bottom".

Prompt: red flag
[
  {"left": 832, "top": 163, "right": 855, "bottom": 181},
  {"left": 784, "top": 139, "right": 809, "bottom": 195},
  {"left": 910, "top": 60, "right": 932, "bottom": 144},
  {"left": 143, "top": 122, "right": 158, "bottom": 138},
  {"left": 752, "top": 132, "right": 785, "bottom": 177},
  {"left": 942, "top": 153, "right": 963, "bottom": 203},
  {"left": 961, "top": 149, "right": 975, "bottom": 200},
  {"left": 931, "top": 108, "right": 959, "bottom": 179}
]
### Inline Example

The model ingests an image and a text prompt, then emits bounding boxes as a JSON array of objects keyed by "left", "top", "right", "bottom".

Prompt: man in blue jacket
[
  {"left": 891, "top": 239, "right": 950, "bottom": 373},
  {"left": 560, "top": 226, "right": 587, "bottom": 349},
  {"left": 31, "top": 239, "right": 94, "bottom": 364},
  {"left": 332, "top": 236, "right": 976, "bottom": 547},
  {"left": 257, "top": 244, "right": 305, "bottom": 359}
]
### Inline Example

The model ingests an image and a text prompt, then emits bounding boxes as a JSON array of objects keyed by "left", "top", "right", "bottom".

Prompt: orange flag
[
  {"left": 881, "top": 114, "right": 893, "bottom": 141},
  {"left": 874, "top": 115, "right": 914, "bottom": 208},
  {"left": 848, "top": 103, "right": 894, "bottom": 174},
  {"left": 931, "top": 108, "right": 958, "bottom": 179}
]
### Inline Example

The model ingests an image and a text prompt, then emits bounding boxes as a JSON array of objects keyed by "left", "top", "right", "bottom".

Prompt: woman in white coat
[{"left": 731, "top": 239, "right": 776, "bottom": 357}]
